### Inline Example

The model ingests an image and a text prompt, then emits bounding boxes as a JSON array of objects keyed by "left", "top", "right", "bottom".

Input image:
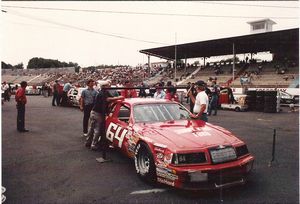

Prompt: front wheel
[{"left": 134, "top": 142, "right": 156, "bottom": 184}]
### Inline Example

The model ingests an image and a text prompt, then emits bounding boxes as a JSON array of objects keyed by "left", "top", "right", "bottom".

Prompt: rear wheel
[
  {"left": 234, "top": 107, "right": 241, "bottom": 112},
  {"left": 134, "top": 142, "right": 156, "bottom": 184}
]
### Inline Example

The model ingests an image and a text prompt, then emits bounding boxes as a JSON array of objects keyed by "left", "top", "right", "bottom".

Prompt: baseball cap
[{"left": 195, "top": 80, "right": 206, "bottom": 87}]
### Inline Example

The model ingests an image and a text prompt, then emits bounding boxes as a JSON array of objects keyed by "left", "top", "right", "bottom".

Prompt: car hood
[{"left": 133, "top": 120, "right": 242, "bottom": 152}]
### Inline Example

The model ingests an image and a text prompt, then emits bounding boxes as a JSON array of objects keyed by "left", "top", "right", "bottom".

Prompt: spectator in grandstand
[
  {"left": 61, "top": 81, "right": 73, "bottom": 106},
  {"left": 80, "top": 79, "right": 98, "bottom": 137},
  {"left": 283, "top": 75, "right": 289, "bottom": 81},
  {"left": 207, "top": 79, "right": 220, "bottom": 116},
  {"left": 153, "top": 82, "right": 166, "bottom": 99},
  {"left": 52, "top": 80, "right": 60, "bottom": 106},
  {"left": 258, "top": 64, "right": 263, "bottom": 74},
  {"left": 165, "top": 86, "right": 179, "bottom": 102},
  {"left": 85, "top": 81, "right": 124, "bottom": 155},
  {"left": 15, "top": 81, "right": 29, "bottom": 132},
  {"left": 120, "top": 80, "right": 137, "bottom": 98},
  {"left": 188, "top": 80, "right": 209, "bottom": 122}
]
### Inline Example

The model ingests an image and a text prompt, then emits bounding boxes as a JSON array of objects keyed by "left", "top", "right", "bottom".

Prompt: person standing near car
[
  {"left": 85, "top": 81, "right": 124, "bottom": 153},
  {"left": 61, "top": 81, "right": 72, "bottom": 106},
  {"left": 15, "top": 81, "right": 29, "bottom": 132},
  {"left": 208, "top": 78, "right": 220, "bottom": 116},
  {"left": 188, "top": 80, "right": 209, "bottom": 122},
  {"left": 52, "top": 80, "right": 59, "bottom": 106},
  {"left": 80, "top": 79, "right": 97, "bottom": 137},
  {"left": 153, "top": 82, "right": 166, "bottom": 99},
  {"left": 2, "top": 81, "right": 10, "bottom": 102},
  {"left": 186, "top": 82, "right": 197, "bottom": 112}
]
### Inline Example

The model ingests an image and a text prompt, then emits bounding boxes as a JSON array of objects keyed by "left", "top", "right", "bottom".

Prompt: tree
[
  {"left": 14, "top": 63, "right": 24, "bottom": 69},
  {"left": 1, "top": 61, "right": 13, "bottom": 69},
  {"left": 27, "top": 57, "right": 80, "bottom": 69}
]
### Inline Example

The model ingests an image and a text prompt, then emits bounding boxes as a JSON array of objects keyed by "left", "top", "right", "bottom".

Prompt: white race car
[{"left": 67, "top": 87, "right": 86, "bottom": 107}]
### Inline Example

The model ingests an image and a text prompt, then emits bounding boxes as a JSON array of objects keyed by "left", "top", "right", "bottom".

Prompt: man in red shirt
[
  {"left": 15, "top": 81, "right": 29, "bottom": 132},
  {"left": 120, "top": 80, "right": 137, "bottom": 98}
]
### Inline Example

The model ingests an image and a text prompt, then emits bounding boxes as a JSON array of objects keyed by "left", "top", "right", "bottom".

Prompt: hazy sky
[{"left": 1, "top": 1, "right": 299, "bottom": 68}]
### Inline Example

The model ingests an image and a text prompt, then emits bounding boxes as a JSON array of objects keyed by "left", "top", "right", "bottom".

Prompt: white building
[{"left": 247, "top": 18, "right": 276, "bottom": 34}]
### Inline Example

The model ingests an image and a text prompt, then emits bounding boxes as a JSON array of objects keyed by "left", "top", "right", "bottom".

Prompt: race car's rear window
[{"left": 133, "top": 103, "right": 190, "bottom": 123}]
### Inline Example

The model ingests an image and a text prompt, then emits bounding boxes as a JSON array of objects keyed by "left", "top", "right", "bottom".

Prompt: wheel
[
  {"left": 134, "top": 142, "right": 157, "bottom": 183},
  {"left": 234, "top": 107, "right": 241, "bottom": 112}
]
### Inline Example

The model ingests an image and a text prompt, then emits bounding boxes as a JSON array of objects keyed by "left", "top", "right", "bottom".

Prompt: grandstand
[{"left": 140, "top": 28, "right": 299, "bottom": 88}]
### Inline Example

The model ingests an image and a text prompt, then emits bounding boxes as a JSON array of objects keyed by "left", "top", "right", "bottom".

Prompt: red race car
[{"left": 106, "top": 98, "right": 254, "bottom": 190}]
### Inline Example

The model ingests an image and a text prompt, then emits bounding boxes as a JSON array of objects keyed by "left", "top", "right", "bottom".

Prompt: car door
[{"left": 106, "top": 102, "right": 132, "bottom": 155}]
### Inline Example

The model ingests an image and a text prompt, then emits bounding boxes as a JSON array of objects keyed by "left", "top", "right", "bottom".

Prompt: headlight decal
[{"left": 172, "top": 152, "right": 207, "bottom": 165}]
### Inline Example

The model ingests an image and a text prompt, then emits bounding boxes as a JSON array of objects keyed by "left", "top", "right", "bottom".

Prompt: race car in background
[
  {"left": 278, "top": 90, "right": 299, "bottom": 104},
  {"left": 67, "top": 87, "right": 86, "bottom": 107},
  {"left": 105, "top": 98, "right": 254, "bottom": 190}
]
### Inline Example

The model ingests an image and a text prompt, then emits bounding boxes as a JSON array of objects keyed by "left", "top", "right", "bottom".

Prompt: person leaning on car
[
  {"left": 85, "top": 80, "right": 124, "bottom": 151},
  {"left": 80, "top": 79, "right": 98, "bottom": 137},
  {"left": 188, "top": 80, "right": 209, "bottom": 122}
]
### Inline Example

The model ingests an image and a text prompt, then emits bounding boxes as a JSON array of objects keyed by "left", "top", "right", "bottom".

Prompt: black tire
[
  {"left": 234, "top": 107, "right": 241, "bottom": 112},
  {"left": 134, "top": 142, "right": 157, "bottom": 184}
]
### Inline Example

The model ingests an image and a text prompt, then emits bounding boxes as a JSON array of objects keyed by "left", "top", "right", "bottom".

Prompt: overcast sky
[{"left": 1, "top": 1, "right": 299, "bottom": 68}]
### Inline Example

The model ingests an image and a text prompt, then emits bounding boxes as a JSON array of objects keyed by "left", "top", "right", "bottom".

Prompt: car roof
[{"left": 122, "top": 98, "right": 176, "bottom": 105}]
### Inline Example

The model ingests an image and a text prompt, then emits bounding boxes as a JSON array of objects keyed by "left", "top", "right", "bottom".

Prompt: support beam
[
  {"left": 233, "top": 43, "right": 236, "bottom": 82},
  {"left": 148, "top": 55, "right": 151, "bottom": 77},
  {"left": 184, "top": 57, "right": 187, "bottom": 74},
  {"left": 174, "top": 33, "right": 177, "bottom": 81}
]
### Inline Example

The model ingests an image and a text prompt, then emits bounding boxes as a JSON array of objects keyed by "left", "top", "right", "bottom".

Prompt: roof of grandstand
[{"left": 139, "top": 28, "right": 299, "bottom": 60}]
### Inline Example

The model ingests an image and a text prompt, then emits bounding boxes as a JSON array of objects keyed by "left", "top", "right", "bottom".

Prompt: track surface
[{"left": 2, "top": 96, "right": 299, "bottom": 203}]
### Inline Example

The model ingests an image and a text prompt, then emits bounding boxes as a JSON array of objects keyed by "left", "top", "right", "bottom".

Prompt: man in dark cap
[
  {"left": 15, "top": 81, "right": 29, "bottom": 132},
  {"left": 188, "top": 80, "right": 209, "bottom": 122}
]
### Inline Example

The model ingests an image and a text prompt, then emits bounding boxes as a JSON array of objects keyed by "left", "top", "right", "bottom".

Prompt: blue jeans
[
  {"left": 194, "top": 113, "right": 208, "bottom": 122},
  {"left": 208, "top": 95, "right": 218, "bottom": 115}
]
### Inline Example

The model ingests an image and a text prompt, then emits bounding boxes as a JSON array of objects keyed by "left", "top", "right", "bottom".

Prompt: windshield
[{"left": 133, "top": 103, "right": 190, "bottom": 123}]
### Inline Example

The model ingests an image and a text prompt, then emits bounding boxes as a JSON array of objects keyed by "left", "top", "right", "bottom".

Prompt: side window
[
  {"left": 108, "top": 103, "right": 117, "bottom": 117},
  {"left": 118, "top": 105, "right": 130, "bottom": 123}
]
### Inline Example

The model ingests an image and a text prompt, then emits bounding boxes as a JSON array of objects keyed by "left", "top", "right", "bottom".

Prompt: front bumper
[{"left": 156, "top": 155, "right": 254, "bottom": 190}]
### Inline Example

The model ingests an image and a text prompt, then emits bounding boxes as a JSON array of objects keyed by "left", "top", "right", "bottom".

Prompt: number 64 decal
[{"left": 106, "top": 122, "right": 128, "bottom": 148}]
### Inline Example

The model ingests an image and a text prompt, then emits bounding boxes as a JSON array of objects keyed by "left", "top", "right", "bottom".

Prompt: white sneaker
[{"left": 83, "top": 133, "right": 88, "bottom": 137}]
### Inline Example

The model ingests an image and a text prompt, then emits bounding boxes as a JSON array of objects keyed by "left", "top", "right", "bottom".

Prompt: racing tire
[
  {"left": 234, "top": 107, "right": 241, "bottom": 112},
  {"left": 134, "top": 142, "right": 157, "bottom": 184}
]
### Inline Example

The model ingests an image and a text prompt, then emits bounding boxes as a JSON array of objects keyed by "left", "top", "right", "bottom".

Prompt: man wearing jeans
[
  {"left": 85, "top": 81, "right": 124, "bottom": 151},
  {"left": 80, "top": 79, "right": 97, "bottom": 137},
  {"left": 15, "top": 81, "right": 29, "bottom": 132},
  {"left": 188, "top": 80, "right": 209, "bottom": 122}
]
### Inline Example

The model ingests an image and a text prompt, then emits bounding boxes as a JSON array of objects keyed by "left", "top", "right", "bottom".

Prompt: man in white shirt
[
  {"left": 2, "top": 81, "right": 10, "bottom": 101},
  {"left": 153, "top": 82, "right": 166, "bottom": 99},
  {"left": 188, "top": 80, "right": 209, "bottom": 122}
]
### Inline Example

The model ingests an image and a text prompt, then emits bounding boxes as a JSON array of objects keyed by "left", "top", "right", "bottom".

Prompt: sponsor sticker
[
  {"left": 156, "top": 168, "right": 178, "bottom": 181},
  {"left": 157, "top": 177, "right": 175, "bottom": 186}
]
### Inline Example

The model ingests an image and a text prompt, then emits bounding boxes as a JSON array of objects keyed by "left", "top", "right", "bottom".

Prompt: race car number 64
[{"left": 106, "top": 122, "right": 128, "bottom": 148}]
